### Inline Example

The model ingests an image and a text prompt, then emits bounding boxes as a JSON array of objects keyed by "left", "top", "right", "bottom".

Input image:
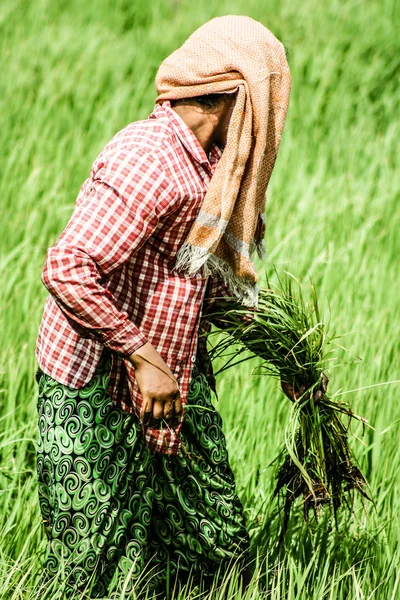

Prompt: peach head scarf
[{"left": 155, "top": 15, "right": 291, "bottom": 306}]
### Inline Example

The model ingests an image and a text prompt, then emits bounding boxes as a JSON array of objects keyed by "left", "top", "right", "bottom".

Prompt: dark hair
[
  {"left": 191, "top": 93, "right": 228, "bottom": 110},
  {"left": 171, "top": 93, "right": 231, "bottom": 111}
]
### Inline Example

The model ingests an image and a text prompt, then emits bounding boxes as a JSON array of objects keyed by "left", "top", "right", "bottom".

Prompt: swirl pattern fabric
[{"left": 36, "top": 353, "right": 249, "bottom": 597}]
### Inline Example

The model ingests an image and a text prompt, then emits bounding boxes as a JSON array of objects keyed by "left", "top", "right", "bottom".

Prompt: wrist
[
  {"left": 129, "top": 341, "right": 152, "bottom": 368},
  {"left": 130, "top": 341, "right": 166, "bottom": 371}
]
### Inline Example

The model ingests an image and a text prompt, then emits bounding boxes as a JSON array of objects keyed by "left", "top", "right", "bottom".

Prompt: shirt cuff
[{"left": 103, "top": 320, "right": 148, "bottom": 357}]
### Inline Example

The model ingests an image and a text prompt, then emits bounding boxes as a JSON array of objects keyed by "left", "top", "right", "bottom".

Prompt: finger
[
  {"left": 141, "top": 398, "right": 153, "bottom": 426},
  {"left": 321, "top": 373, "right": 329, "bottom": 394},
  {"left": 152, "top": 399, "right": 163, "bottom": 421},
  {"left": 296, "top": 386, "right": 306, "bottom": 400},
  {"left": 281, "top": 382, "right": 295, "bottom": 402},
  {"left": 313, "top": 390, "right": 322, "bottom": 404},
  {"left": 163, "top": 399, "right": 175, "bottom": 423},
  {"left": 174, "top": 395, "right": 182, "bottom": 421}
]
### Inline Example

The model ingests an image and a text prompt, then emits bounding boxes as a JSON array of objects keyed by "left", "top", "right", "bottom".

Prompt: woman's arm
[
  {"left": 42, "top": 148, "right": 181, "bottom": 423},
  {"left": 42, "top": 149, "right": 176, "bottom": 354}
]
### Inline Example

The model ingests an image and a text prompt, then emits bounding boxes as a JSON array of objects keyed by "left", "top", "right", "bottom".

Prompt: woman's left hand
[{"left": 281, "top": 373, "right": 328, "bottom": 403}]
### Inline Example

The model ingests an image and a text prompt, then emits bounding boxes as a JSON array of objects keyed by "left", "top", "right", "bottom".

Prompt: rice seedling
[{"left": 206, "top": 272, "right": 371, "bottom": 536}]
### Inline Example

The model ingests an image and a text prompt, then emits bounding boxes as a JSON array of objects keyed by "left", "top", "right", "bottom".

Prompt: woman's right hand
[{"left": 129, "top": 342, "right": 182, "bottom": 426}]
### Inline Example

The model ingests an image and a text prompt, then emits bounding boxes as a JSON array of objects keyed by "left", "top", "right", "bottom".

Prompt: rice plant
[{"left": 206, "top": 272, "right": 371, "bottom": 535}]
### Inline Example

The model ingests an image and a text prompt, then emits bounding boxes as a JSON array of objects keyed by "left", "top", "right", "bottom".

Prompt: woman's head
[
  {"left": 155, "top": 15, "right": 290, "bottom": 160},
  {"left": 155, "top": 16, "right": 291, "bottom": 306}
]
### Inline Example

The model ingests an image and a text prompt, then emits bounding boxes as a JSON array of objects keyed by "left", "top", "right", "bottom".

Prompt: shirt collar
[{"left": 152, "top": 101, "right": 222, "bottom": 170}]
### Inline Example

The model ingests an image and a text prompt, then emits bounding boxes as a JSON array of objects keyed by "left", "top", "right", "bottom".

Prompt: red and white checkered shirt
[{"left": 36, "top": 101, "right": 231, "bottom": 454}]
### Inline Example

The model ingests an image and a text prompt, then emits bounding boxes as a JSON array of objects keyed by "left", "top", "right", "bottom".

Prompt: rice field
[{"left": 1, "top": 0, "right": 399, "bottom": 597}]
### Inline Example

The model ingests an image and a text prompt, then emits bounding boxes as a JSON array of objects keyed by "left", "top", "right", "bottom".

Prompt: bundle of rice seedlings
[{"left": 205, "top": 271, "right": 370, "bottom": 534}]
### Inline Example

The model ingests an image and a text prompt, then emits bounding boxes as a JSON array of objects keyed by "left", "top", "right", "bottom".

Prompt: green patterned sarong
[{"left": 36, "top": 352, "right": 250, "bottom": 597}]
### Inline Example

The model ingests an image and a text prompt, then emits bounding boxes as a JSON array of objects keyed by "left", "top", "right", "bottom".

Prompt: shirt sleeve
[{"left": 41, "top": 149, "right": 176, "bottom": 357}]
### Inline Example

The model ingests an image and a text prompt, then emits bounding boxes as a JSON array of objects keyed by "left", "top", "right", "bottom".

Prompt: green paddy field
[{"left": 1, "top": 0, "right": 399, "bottom": 597}]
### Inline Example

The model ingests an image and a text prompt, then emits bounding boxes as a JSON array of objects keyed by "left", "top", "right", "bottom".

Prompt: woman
[{"left": 35, "top": 15, "right": 291, "bottom": 597}]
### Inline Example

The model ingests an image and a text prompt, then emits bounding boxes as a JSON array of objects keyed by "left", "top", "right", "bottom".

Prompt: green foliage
[
  {"left": 207, "top": 274, "right": 369, "bottom": 536},
  {"left": 1, "top": 0, "right": 399, "bottom": 597},
  {"left": 208, "top": 273, "right": 328, "bottom": 388}
]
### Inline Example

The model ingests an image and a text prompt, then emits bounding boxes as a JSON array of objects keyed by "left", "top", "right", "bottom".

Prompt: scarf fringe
[
  {"left": 250, "top": 237, "right": 266, "bottom": 260},
  {"left": 175, "top": 243, "right": 259, "bottom": 308}
]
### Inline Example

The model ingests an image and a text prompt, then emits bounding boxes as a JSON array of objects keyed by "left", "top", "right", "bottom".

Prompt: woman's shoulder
[{"left": 103, "top": 115, "right": 174, "bottom": 156}]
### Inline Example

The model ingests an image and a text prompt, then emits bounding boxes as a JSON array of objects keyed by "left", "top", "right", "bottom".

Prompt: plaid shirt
[{"left": 36, "top": 101, "right": 231, "bottom": 454}]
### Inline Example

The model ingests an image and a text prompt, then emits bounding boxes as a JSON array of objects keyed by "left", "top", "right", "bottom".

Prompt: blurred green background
[{"left": 1, "top": 0, "right": 399, "bottom": 597}]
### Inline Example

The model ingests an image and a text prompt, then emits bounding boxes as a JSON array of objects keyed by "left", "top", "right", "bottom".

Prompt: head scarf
[{"left": 155, "top": 15, "right": 291, "bottom": 306}]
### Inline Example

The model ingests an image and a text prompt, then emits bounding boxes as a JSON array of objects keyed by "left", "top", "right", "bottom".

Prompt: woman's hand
[
  {"left": 281, "top": 373, "right": 329, "bottom": 404},
  {"left": 130, "top": 342, "right": 182, "bottom": 426}
]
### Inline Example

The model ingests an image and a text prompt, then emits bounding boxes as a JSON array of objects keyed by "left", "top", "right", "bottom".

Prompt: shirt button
[{"left": 190, "top": 355, "right": 196, "bottom": 363}]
